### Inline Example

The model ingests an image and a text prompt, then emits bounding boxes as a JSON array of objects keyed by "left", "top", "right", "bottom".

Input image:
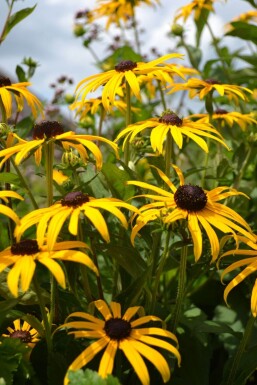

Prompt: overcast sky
[{"left": 0, "top": 0, "right": 251, "bottom": 102}]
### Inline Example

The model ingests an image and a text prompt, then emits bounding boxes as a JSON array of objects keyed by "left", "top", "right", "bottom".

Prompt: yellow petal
[
  {"left": 39, "top": 257, "right": 66, "bottom": 288},
  {"left": 98, "top": 340, "right": 117, "bottom": 378}
]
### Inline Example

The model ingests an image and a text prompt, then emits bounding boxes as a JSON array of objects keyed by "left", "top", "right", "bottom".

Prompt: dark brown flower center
[
  {"left": 215, "top": 108, "right": 228, "bottom": 115},
  {"left": 61, "top": 191, "right": 90, "bottom": 207},
  {"left": 11, "top": 240, "right": 40, "bottom": 255},
  {"left": 0, "top": 76, "right": 11, "bottom": 87},
  {"left": 205, "top": 79, "right": 221, "bottom": 85},
  {"left": 10, "top": 330, "right": 32, "bottom": 343},
  {"left": 104, "top": 318, "right": 131, "bottom": 340},
  {"left": 115, "top": 60, "right": 137, "bottom": 72},
  {"left": 174, "top": 185, "right": 207, "bottom": 212},
  {"left": 33, "top": 120, "right": 64, "bottom": 139},
  {"left": 159, "top": 113, "right": 182, "bottom": 126}
]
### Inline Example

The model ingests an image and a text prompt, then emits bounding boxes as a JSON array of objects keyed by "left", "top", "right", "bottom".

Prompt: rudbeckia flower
[
  {"left": 90, "top": 0, "right": 160, "bottom": 29},
  {"left": 231, "top": 10, "right": 257, "bottom": 23},
  {"left": 14, "top": 191, "right": 138, "bottom": 250},
  {"left": 0, "top": 120, "right": 118, "bottom": 169},
  {"left": 115, "top": 110, "right": 230, "bottom": 154},
  {"left": 0, "top": 190, "right": 23, "bottom": 225},
  {"left": 220, "top": 235, "right": 257, "bottom": 317},
  {"left": 2, "top": 319, "right": 40, "bottom": 348},
  {"left": 168, "top": 78, "right": 252, "bottom": 103},
  {"left": 127, "top": 165, "right": 255, "bottom": 261},
  {"left": 75, "top": 54, "right": 184, "bottom": 112},
  {"left": 59, "top": 299, "right": 181, "bottom": 385},
  {"left": 174, "top": 0, "right": 216, "bottom": 22},
  {"left": 0, "top": 76, "right": 43, "bottom": 119},
  {"left": 189, "top": 109, "right": 257, "bottom": 131},
  {"left": 0, "top": 239, "right": 98, "bottom": 297}
]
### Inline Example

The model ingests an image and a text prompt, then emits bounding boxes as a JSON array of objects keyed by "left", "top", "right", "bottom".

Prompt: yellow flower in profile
[
  {"left": 0, "top": 120, "right": 118, "bottom": 169},
  {"left": 115, "top": 110, "right": 229, "bottom": 154},
  {"left": 90, "top": 0, "right": 160, "bottom": 29},
  {"left": 0, "top": 190, "right": 23, "bottom": 225},
  {"left": 174, "top": 0, "right": 217, "bottom": 22},
  {"left": 60, "top": 299, "right": 181, "bottom": 385},
  {"left": 2, "top": 319, "right": 40, "bottom": 348},
  {"left": 75, "top": 54, "right": 184, "bottom": 112},
  {"left": 232, "top": 10, "right": 257, "bottom": 23},
  {"left": 14, "top": 191, "right": 138, "bottom": 250},
  {"left": 0, "top": 239, "right": 98, "bottom": 297},
  {"left": 0, "top": 76, "right": 43, "bottom": 119},
  {"left": 168, "top": 78, "right": 252, "bottom": 103},
  {"left": 189, "top": 108, "right": 257, "bottom": 131},
  {"left": 127, "top": 165, "right": 255, "bottom": 262},
  {"left": 220, "top": 235, "right": 257, "bottom": 317}
]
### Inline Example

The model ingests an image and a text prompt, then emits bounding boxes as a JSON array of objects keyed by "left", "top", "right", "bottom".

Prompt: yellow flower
[
  {"left": 90, "top": 0, "right": 160, "bottom": 29},
  {"left": 115, "top": 110, "right": 229, "bottom": 154},
  {"left": 75, "top": 54, "right": 184, "bottom": 112},
  {"left": 0, "top": 76, "right": 43, "bottom": 119},
  {"left": 220, "top": 235, "right": 257, "bottom": 317},
  {"left": 59, "top": 299, "right": 181, "bottom": 385},
  {"left": 168, "top": 78, "right": 252, "bottom": 103},
  {"left": 127, "top": 165, "right": 255, "bottom": 262},
  {"left": 0, "top": 239, "right": 98, "bottom": 297},
  {"left": 174, "top": 0, "right": 216, "bottom": 22},
  {"left": 232, "top": 10, "right": 257, "bottom": 23},
  {"left": 189, "top": 109, "right": 257, "bottom": 131},
  {"left": 14, "top": 191, "right": 138, "bottom": 250},
  {"left": 2, "top": 319, "right": 40, "bottom": 348},
  {"left": 70, "top": 96, "right": 139, "bottom": 119},
  {"left": 0, "top": 190, "right": 23, "bottom": 225},
  {"left": 0, "top": 120, "right": 118, "bottom": 169}
]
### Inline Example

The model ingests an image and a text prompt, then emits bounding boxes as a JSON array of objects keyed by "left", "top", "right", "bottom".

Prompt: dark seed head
[
  {"left": 159, "top": 112, "right": 183, "bottom": 126},
  {"left": 104, "top": 318, "right": 132, "bottom": 340},
  {"left": 11, "top": 240, "right": 40, "bottom": 256},
  {"left": 61, "top": 191, "right": 90, "bottom": 207},
  {"left": 10, "top": 330, "right": 32, "bottom": 343},
  {"left": 115, "top": 60, "right": 137, "bottom": 72},
  {"left": 0, "top": 76, "right": 11, "bottom": 87},
  {"left": 33, "top": 120, "right": 64, "bottom": 139},
  {"left": 174, "top": 185, "right": 207, "bottom": 212},
  {"left": 205, "top": 79, "right": 221, "bottom": 85},
  {"left": 215, "top": 108, "right": 228, "bottom": 115}
]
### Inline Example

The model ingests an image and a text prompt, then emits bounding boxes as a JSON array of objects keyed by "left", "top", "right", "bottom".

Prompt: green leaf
[
  {"left": 241, "top": 0, "right": 257, "bottom": 8},
  {"left": 99, "top": 45, "right": 142, "bottom": 71},
  {"left": 186, "top": 45, "right": 202, "bottom": 68},
  {"left": 21, "top": 314, "right": 45, "bottom": 338},
  {"left": 15, "top": 65, "right": 27, "bottom": 82},
  {"left": 0, "top": 172, "right": 21, "bottom": 186},
  {"left": 196, "top": 320, "right": 241, "bottom": 336},
  {"left": 68, "top": 369, "right": 121, "bottom": 385},
  {"left": 3, "top": 6, "right": 37, "bottom": 41},
  {"left": 0, "top": 338, "right": 28, "bottom": 385},
  {"left": 226, "top": 22, "right": 257, "bottom": 45},
  {"left": 101, "top": 163, "right": 135, "bottom": 200}
]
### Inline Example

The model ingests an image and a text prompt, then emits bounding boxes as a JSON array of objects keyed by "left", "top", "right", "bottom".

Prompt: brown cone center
[
  {"left": 174, "top": 185, "right": 207, "bottom": 212},
  {"left": 104, "top": 318, "right": 132, "bottom": 340},
  {"left": 33, "top": 120, "right": 64, "bottom": 139},
  {"left": 11, "top": 240, "right": 40, "bottom": 256},
  {"left": 115, "top": 60, "right": 137, "bottom": 72},
  {"left": 159, "top": 113, "right": 182, "bottom": 126},
  {"left": 61, "top": 191, "right": 90, "bottom": 207},
  {"left": 10, "top": 330, "right": 32, "bottom": 343}
]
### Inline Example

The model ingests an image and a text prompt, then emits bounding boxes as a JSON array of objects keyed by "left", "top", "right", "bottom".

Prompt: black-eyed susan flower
[
  {"left": 189, "top": 109, "right": 257, "bottom": 131},
  {"left": 0, "top": 190, "right": 23, "bottom": 225},
  {"left": 90, "top": 0, "right": 160, "bottom": 29},
  {"left": 168, "top": 78, "right": 252, "bottom": 103},
  {"left": 174, "top": 0, "right": 216, "bottom": 22},
  {"left": 220, "top": 235, "right": 257, "bottom": 317},
  {"left": 0, "top": 120, "right": 118, "bottom": 169},
  {"left": 115, "top": 110, "right": 230, "bottom": 154},
  {"left": 0, "top": 239, "right": 98, "bottom": 297},
  {"left": 127, "top": 165, "right": 255, "bottom": 262},
  {"left": 231, "top": 10, "right": 257, "bottom": 23},
  {"left": 14, "top": 191, "right": 139, "bottom": 250},
  {"left": 0, "top": 76, "right": 43, "bottom": 119},
  {"left": 75, "top": 54, "right": 184, "bottom": 112},
  {"left": 59, "top": 299, "right": 181, "bottom": 385},
  {"left": 2, "top": 319, "right": 40, "bottom": 348}
]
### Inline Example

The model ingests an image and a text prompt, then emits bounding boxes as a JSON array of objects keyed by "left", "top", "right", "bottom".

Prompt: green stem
[
  {"left": 171, "top": 245, "right": 187, "bottom": 333},
  {"left": 33, "top": 276, "right": 52, "bottom": 353},
  {"left": 165, "top": 131, "right": 173, "bottom": 179},
  {"left": 78, "top": 219, "right": 93, "bottom": 302},
  {"left": 0, "top": 0, "right": 14, "bottom": 44},
  {"left": 225, "top": 315, "right": 255, "bottom": 385},
  {"left": 124, "top": 81, "right": 132, "bottom": 166},
  {"left": 150, "top": 231, "right": 171, "bottom": 313},
  {"left": 158, "top": 81, "right": 167, "bottom": 111},
  {"left": 44, "top": 141, "right": 54, "bottom": 207}
]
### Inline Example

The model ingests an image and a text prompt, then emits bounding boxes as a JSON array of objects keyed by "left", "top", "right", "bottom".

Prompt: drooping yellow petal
[
  {"left": 83, "top": 206, "right": 110, "bottom": 242},
  {"left": 47, "top": 208, "right": 73, "bottom": 250},
  {"left": 39, "top": 257, "right": 66, "bottom": 288},
  {"left": 20, "top": 255, "right": 36, "bottom": 292},
  {"left": 98, "top": 340, "right": 118, "bottom": 378},
  {"left": 94, "top": 300, "right": 112, "bottom": 320},
  {"left": 188, "top": 214, "right": 202, "bottom": 261},
  {"left": 110, "top": 302, "right": 121, "bottom": 318}
]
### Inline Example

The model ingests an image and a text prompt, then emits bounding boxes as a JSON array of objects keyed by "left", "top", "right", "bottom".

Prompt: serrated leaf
[{"left": 3, "top": 6, "right": 37, "bottom": 41}]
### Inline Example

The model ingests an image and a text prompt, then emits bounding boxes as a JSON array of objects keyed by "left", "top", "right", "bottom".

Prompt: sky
[{"left": 0, "top": 0, "right": 252, "bottom": 102}]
